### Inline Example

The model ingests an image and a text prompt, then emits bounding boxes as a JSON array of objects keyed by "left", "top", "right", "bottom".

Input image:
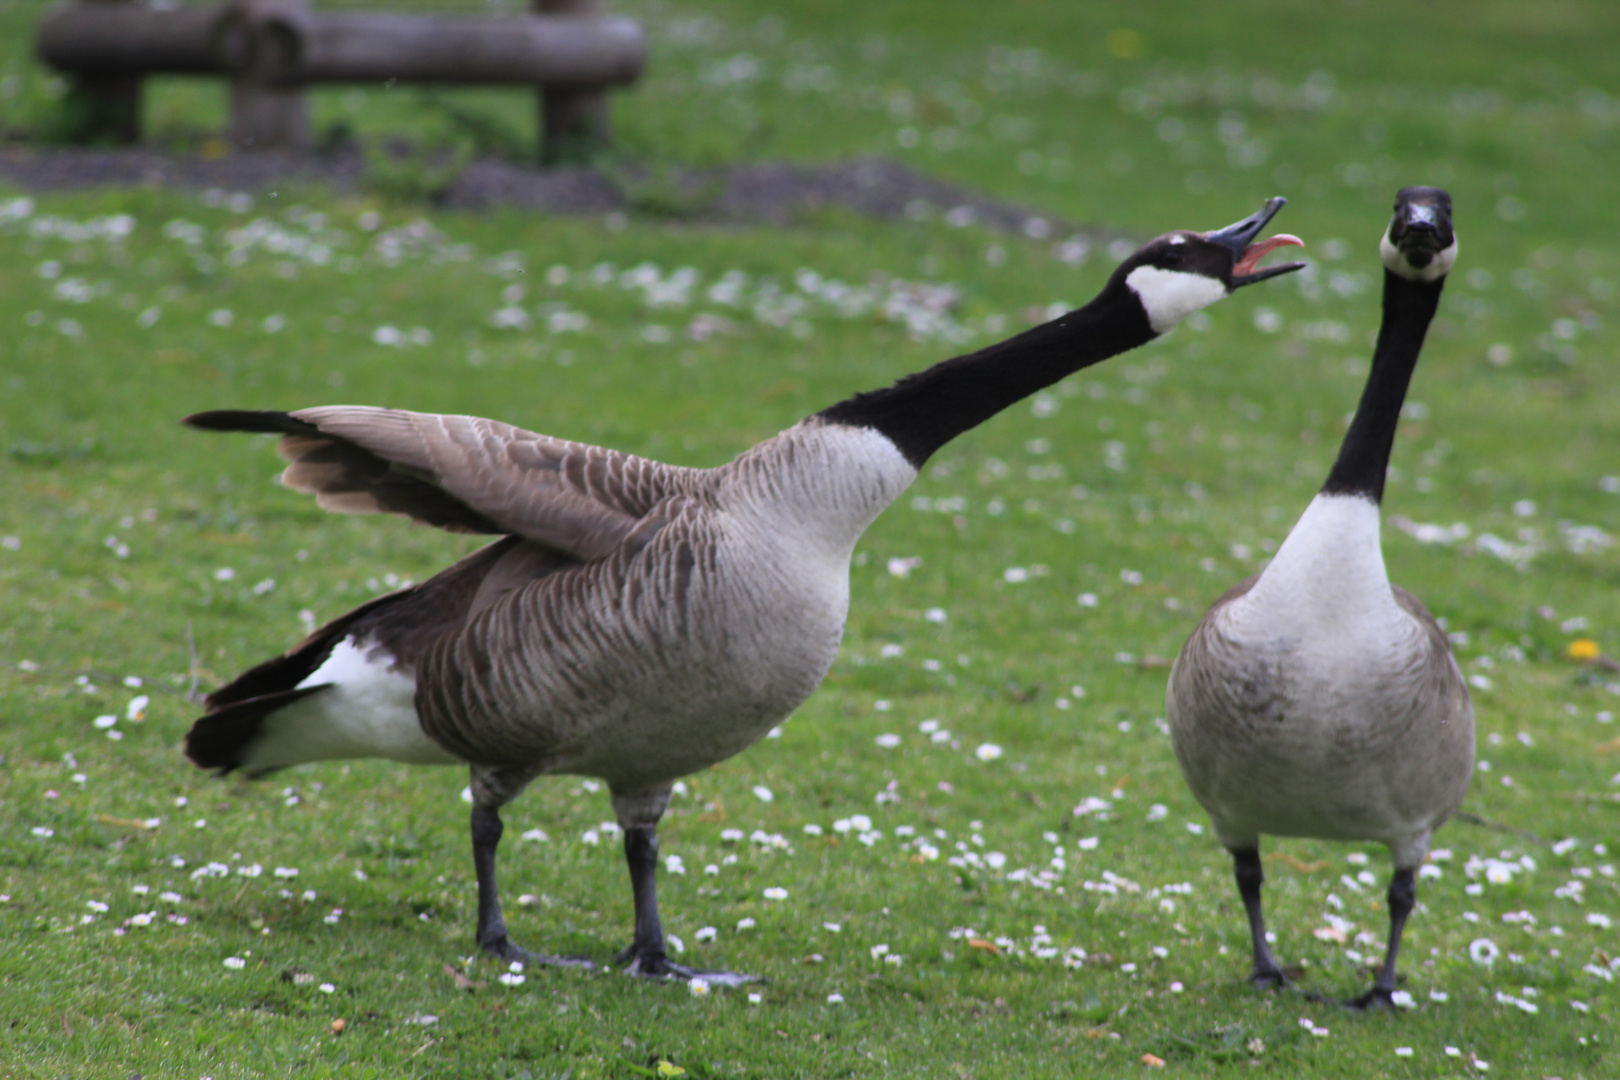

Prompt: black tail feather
[
  {"left": 184, "top": 685, "right": 328, "bottom": 774},
  {"left": 184, "top": 410, "right": 319, "bottom": 436},
  {"left": 187, "top": 537, "right": 530, "bottom": 775},
  {"left": 204, "top": 590, "right": 409, "bottom": 711}
]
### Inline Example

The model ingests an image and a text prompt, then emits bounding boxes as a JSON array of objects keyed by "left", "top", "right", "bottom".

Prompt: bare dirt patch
[{"left": 0, "top": 146, "right": 1112, "bottom": 241}]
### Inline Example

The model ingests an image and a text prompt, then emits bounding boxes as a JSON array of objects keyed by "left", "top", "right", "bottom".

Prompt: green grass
[{"left": 2, "top": 1, "right": 1619, "bottom": 1076}]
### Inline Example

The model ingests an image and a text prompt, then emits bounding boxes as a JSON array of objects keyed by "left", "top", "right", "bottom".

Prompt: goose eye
[{"left": 1161, "top": 247, "right": 1184, "bottom": 264}]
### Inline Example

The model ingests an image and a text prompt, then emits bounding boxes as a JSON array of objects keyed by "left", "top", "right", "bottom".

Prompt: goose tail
[{"left": 184, "top": 685, "right": 329, "bottom": 776}]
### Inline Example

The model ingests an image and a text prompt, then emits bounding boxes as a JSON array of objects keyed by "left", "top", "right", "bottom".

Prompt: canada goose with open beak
[
  {"left": 1167, "top": 187, "right": 1469, "bottom": 1009},
  {"left": 183, "top": 199, "right": 1303, "bottom": 985}
]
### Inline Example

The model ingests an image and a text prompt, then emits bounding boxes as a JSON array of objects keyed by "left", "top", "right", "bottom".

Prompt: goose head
[
  {"left": 1117, "top": 196, "right": 1306, "bottom": 334},
  {"left": 1379, "top": 186, "right": 1456, "bottom": 282}
]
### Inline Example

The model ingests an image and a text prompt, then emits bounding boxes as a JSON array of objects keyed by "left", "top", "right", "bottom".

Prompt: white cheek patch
[
  {"left": 1125, "top": 266, "right": 1229, "bottom": 334},
  {"left": 1380, "top": 227, "right": 1457, "bottom": 282}
]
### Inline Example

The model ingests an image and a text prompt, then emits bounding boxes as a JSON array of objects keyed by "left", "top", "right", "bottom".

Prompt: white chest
[{"left": 1229, "top": 494, "right": 1404, "bottom": 643}]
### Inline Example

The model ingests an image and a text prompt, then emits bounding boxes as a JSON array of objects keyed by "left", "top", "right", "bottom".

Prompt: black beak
[
  {"left": 1206, "top": 197, "right": 1307, "bottom": 288},
  {"left": 1399, "top": 202, "right": 1443, "bottom": 233},
  {"left": 1391, "top": 193, "right": 1453, "bottom": 253}
]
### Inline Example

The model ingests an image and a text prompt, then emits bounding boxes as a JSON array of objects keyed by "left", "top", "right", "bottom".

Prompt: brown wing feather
[{"left": 186, "top": 407, "right": 697, "bottom": 560}]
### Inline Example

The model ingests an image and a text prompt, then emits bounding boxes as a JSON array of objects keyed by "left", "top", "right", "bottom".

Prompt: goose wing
[
  {"left": 1391, "top": 585, "right": 1473, "bottom": 713},
  {"left": 1166, "top": 575, "right": 1270, "bottom": 724},
  {"left": 186, "top": 407, "right": 695, "bottom": 560}
]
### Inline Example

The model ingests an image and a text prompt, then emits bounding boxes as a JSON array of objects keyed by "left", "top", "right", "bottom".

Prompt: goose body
[
  {"left": 223, "top": 420, "right": 910, "bottom": 789},
  {"left": 1167, "top": 187, "right": 1470, "bottom": 1007},
  {"left": 1171, "top": 496, "right": 1472, "bottom": 865},
  {"left": 184, "top": 199, "right": 1303, "bottom": 983}
]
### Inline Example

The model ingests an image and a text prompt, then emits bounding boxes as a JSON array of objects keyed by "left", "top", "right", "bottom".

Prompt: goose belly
[
  {"left": 572, "top": 565, "right": 849, "bottom": 785},
  {"left": 241, "top": 637, "right": 460, "bottom": 773},
  {"left": 421, "top": 535, "right": 854, "bottom": 790},
  {"left": 1169, "top": 632, "right": 1471, "bottom": 849},
  {"left": 1182, "top": 728, "right": 1441, "bottom": 846}
]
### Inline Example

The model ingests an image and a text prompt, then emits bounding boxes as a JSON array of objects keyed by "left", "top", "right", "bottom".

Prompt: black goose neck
[
  {"left": 816, "top": 283, "right": 1154, "bottom": 467},
  {"left": 1321, "top": 268, "right": 1446, "bottom": 503}
]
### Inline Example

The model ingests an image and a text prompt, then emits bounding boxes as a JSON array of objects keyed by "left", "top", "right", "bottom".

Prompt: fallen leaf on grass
[
  {"left": 201, "top": 531, "right": 258, "bottom": 546},
  {"left": 443, "top": 963, "right": 484, "bottom": 991},
  {"left": 330, "top": 1019, "right": 346, "bottom": 1035},
  {"left": 95, "top": 815, "right": 155, "bottom": 830},
  {"left": 619, "top": 1061, "right": 687, "bottom": 1078},
  {"left": 968, "top": 939, "right": 1001, "bottom": 955},
  {"left": 1142, "top": 1053, "right": 1167, "bottom": 1067},
  {"left": 1267, "top": 852, "right": 1329, "bottom": 873}
]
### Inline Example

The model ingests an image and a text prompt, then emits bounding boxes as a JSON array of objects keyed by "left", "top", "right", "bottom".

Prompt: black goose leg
[
  {"left": 471, "top": 804, "right": 593, "bottom": 969},
  {"left": 1347, "top": 868, "right": 1416, "bottom": 1010},
  {"left": 613, "top": 825, "right": 672, "bottom": 974},
  {"left": 613, "top": 824, "right": 758, "bottom": 987},
  {"left": 1233, "top": 848, "right": 1287, "bottom": 988}
]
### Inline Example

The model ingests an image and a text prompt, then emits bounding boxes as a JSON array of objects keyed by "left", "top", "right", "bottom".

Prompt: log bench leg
[
  {"left": 230, "top": 77, "right": 308, "bottom": 151},
  {"left": 66, "top": 73, "right": 142, "bottom": 144},
  {"left": 540, "top": 83, "right": 607, "bottom": 163},
  {"left": 536, "top": 0, "right": 607, "bottom": 162},
  {"left": 229, "top": 0, "right": 310, "bottom": 151}
]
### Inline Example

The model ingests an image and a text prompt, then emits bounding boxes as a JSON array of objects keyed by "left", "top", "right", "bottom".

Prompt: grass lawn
[{"left": 1, "top": 1, "right": 1619, "bottom": 1076}]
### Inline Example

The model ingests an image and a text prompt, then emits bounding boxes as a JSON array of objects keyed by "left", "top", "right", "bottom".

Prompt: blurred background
[{"left": 2, "top": 0, "right": 1618, "bottom": 247}]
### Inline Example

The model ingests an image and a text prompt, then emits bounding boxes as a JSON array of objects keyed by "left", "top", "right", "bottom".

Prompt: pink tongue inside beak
[{"left": 1234, "top": 233, "right": 1304, "bottom": 276}]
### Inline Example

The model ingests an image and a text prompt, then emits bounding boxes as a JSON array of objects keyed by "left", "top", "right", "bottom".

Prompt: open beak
[{"left": 1205, "top": 196, "right": 1307, "bottom": 287}]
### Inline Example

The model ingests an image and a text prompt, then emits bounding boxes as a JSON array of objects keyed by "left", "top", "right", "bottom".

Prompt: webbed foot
[
  {"left": 1249, "top": 964, "right": 1289, "bottom": 990},
  {"left": 1344, "top": 986, "right": 1397, "bottom": 1011},
  {"left": 482, "top": 934, "right": 595, "bottom": 970},
  {"left": 615, "top": 945, "right": 759, "bottom": 987}
]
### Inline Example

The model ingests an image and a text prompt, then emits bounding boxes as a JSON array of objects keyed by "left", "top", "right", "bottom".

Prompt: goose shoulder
[
  {"left": 1169, "top": 574, "right": 1468, "bottom": 731},
  {"left": 1389, "top": 583, "right": 1473, "bottom": 709},
  {"left": 1168, "top": 574, "right": 1281, "bottom": 726}
]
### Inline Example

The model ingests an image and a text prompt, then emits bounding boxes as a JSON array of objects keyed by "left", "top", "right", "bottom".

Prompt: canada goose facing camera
[
  {"left": 184, "top": 198, "right": 1304, "bottom": 985},
  {"left": 1166, "top": 186, "right": 1470, "bottom": 1009}
]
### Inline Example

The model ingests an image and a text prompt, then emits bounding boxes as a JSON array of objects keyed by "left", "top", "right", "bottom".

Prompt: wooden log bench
[{"left": 35, "top": 0, "right": 646, "bottom": 159}]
